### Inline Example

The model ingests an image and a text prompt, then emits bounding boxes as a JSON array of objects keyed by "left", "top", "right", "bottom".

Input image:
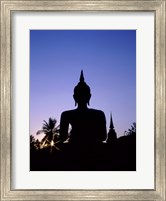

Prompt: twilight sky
[{"left": 30, "top": 30, "right": 136, "bottom": 140}]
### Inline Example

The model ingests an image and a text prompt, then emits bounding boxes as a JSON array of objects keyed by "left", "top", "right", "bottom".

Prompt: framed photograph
[
  {"left": 29, "top": 29, "right": 137, "bottom": 172},
  {"left": 0, "top": 0, "right": 165, "bottom": 200}
]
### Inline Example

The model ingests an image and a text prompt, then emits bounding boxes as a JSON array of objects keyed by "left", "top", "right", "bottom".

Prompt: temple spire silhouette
[
  {"left": 110, "top": 112, "right": 114, "bottom": 129},
  {"left": 107, "top": 112, "right": 117, "bottom": 143}
]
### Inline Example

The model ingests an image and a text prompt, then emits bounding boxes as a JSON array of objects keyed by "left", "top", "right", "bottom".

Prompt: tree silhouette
[
  {"left": 30, "top": 135, "right": 41, "bottom": 150},
  {"left": 35, "top": 139, "right": 40, "bottom": 150},
  {"left": 30, "top": 135, "right": 36, "bottom": 150},
  {"left": 36, "top": 118, "right": 61, "bottom": 150},
  {"left": 124, "top": 122, "right": 136, "bottom": 136}
]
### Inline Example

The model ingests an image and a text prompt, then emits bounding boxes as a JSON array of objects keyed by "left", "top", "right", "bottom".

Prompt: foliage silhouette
[
  {"left": 124, "top": 122, "right": 136, "bottom": 136},
  {"left": 30, "top": 135, "right": 36, "bottom": 150},
  {"left": 30, "top": 135, "right": 40, "bottom": 150},
  {"left": 36, "top": 117, "right": 60, "bottom": 149}
]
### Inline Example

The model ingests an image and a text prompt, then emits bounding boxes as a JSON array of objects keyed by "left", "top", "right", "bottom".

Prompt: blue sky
[{"left": 30, "top": 30, "right": 136, "bottom": 140}]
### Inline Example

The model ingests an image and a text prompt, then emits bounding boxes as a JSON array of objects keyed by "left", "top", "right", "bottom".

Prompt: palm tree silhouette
[{"left": 36, "top": 118, "right": 61, "bottom": 151}]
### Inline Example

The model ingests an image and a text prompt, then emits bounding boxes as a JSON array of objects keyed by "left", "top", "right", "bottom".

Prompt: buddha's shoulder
[
  {"left": 61, "top": 108, "right": 105, "bottom": 116},
  {"left": 89, "top": 108, "right": 105, "bottom": 115},
  {"left": 61, "top": 109, "right": 77, "bottom": 116}
]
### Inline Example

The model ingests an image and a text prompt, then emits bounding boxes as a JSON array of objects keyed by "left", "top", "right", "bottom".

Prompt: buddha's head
[{"left": 73, "top": 70, "right": 91, "bottom": 106}]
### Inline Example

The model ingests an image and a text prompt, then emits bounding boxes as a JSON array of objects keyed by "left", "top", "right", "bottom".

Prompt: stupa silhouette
[{"left": 107, "top": 113, "right": 117, "bottom": 143}]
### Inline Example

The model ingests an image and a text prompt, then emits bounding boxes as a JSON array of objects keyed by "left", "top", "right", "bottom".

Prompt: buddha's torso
[{"left": 61, "top": 108, "right": 106, "bottom": 143}]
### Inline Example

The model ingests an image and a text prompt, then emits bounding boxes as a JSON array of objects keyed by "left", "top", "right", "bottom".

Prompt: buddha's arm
[{"left": 59, "top": 112, "right": 69, "bottom": 142}]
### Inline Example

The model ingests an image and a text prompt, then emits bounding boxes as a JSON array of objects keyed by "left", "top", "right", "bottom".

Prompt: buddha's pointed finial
[
  {"left": 74, "top": 70, "right": 91, "bottom": 97},
  {"left": 80, "top": 70, "right": 85, "bottom": 83}
]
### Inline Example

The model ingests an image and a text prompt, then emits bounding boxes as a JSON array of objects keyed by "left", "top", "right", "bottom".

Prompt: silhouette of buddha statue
[{"left": 59, "top": 70, "right": 107, "bottom": 145}]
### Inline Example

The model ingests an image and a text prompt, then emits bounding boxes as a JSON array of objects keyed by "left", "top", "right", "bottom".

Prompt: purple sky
[{"left": 30, "top": 30, "right": 136, "bottom": 140}]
